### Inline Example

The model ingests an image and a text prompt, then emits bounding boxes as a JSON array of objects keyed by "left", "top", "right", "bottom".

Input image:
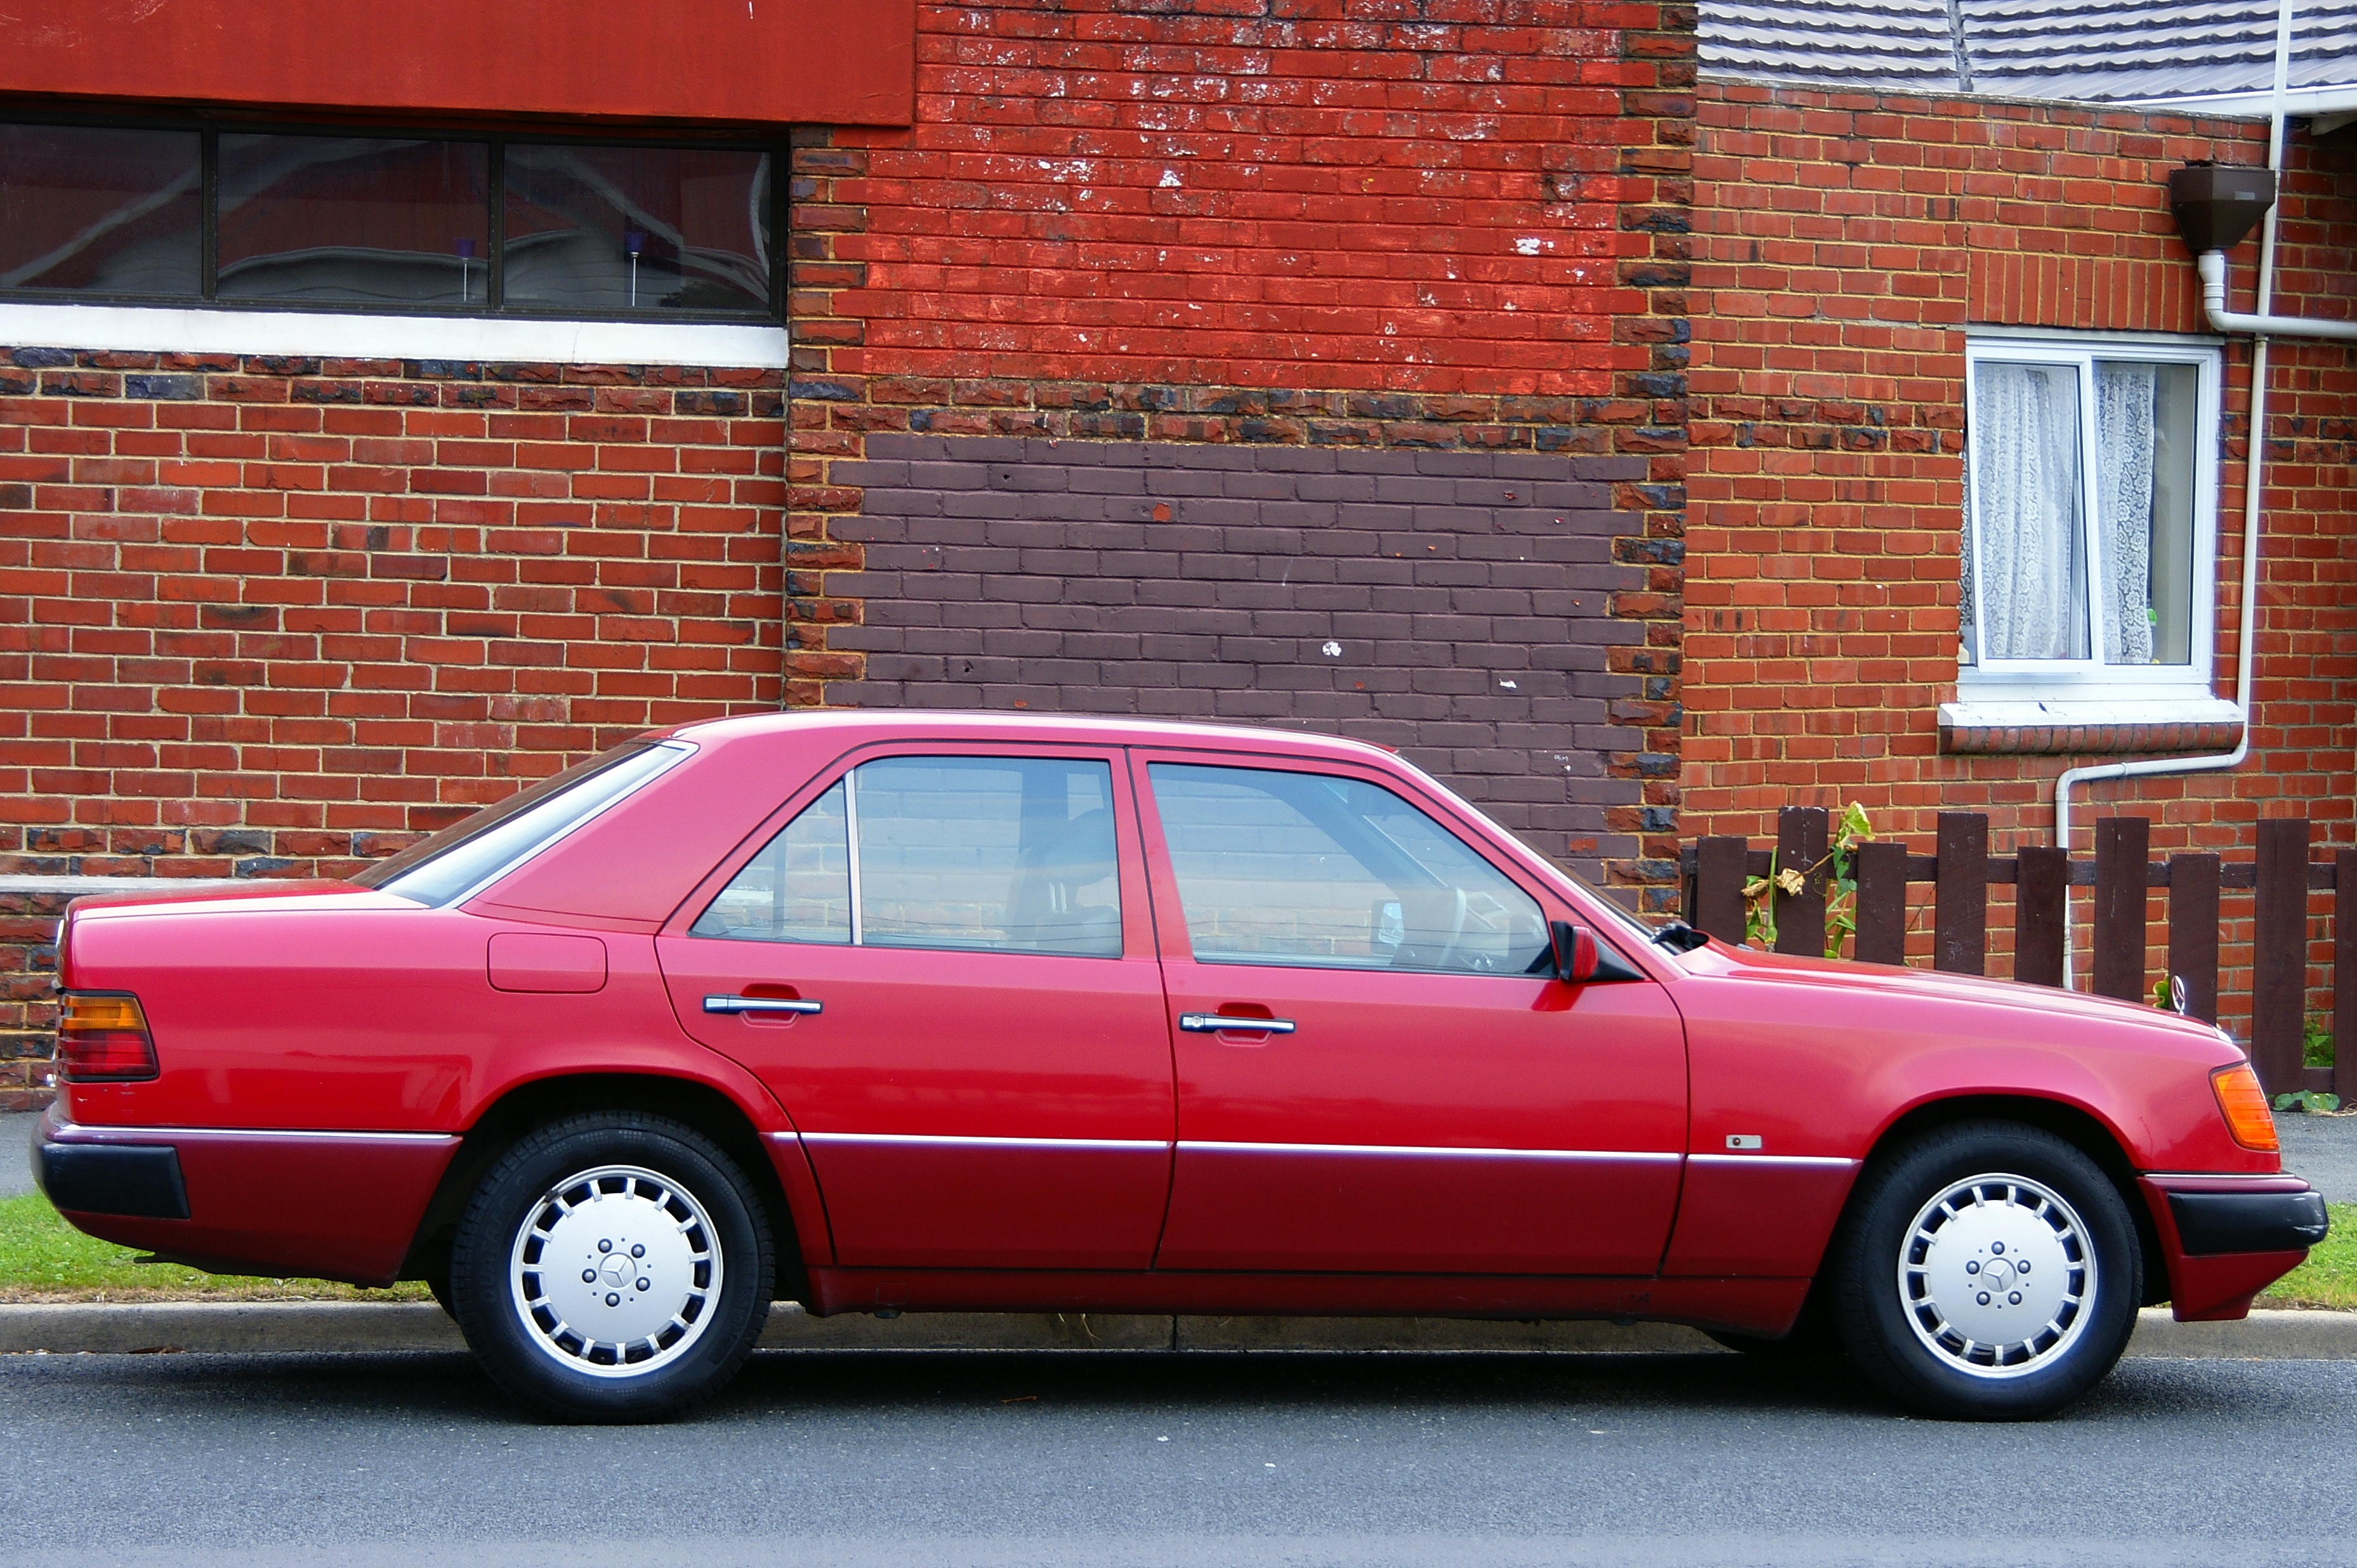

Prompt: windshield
[{"left": 351, "top": 740, "right": 692, "bottom": 906}]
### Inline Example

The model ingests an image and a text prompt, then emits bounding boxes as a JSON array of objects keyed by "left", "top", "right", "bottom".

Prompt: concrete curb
[{"left": 3, "top": 1302, "right": 2354, "bottom": 1359}]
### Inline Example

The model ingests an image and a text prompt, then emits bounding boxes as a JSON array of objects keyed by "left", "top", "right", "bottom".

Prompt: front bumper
[
  {"left": 2142, "top": 1173, "right": 2328, "bottom": 1322},
  {"left": 2167, "top": 1187, "right": 2330, "bottom": 1256}
]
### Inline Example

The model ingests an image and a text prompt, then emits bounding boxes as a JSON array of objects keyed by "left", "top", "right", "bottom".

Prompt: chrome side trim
[
  {"left": 796, "top": 1131, "right": 1171, "bottom": 1153},
  {"left": 46, "top": 1121, "right": 458, "bottom": 1146},
  {"left": 1179, "top": 1140, "right": 1682, "bottom": 1164},
  {"left": 2143, "top": 1170, "right": 2314, "bottom": 1184},
  {"left": 1687, "top": 1153, "right": 1860, "bottom": 1172}
]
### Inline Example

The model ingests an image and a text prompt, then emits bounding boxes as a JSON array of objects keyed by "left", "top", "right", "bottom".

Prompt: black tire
[
  {"left": 1830, "top": 1120, "right": 2140, "bottom": 1420},
  {"left": 447, "top": 1112, "right": 774, "bottom": 1422}
]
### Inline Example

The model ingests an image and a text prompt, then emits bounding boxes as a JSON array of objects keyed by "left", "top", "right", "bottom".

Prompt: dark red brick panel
[{"left": 828, "top": 433, "right": 1648, "bottom": 882}]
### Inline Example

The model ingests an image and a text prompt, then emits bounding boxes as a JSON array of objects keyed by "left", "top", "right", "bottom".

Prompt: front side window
[
  {"left": 1148, "top": 762, "right": 1549, "bottom": 976},
  {"left": 1962, "top": 338, "right": 2217, "bottom": 691},
  {"left": 693, "top": 757, "right": 1122, "bottom": 959}
]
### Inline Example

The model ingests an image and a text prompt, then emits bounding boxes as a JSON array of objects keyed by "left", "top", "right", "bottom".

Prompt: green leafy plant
[
  {"left": 2306, "top": 1013, "right": 2335, "bottom": 1070},
  {"left": 2273, "top": 1090, "right": 2343, "bottom": 1114},
  {"left": 1739, "top": 804, "right": 1875, "bottom": 960}
]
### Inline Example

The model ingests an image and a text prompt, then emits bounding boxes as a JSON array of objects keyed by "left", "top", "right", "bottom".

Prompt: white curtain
[
  {"left": 2096, "top": 362, "right": 2158, "bottom": 665},
  {"left": 1970, "top": 362, "right": 2085, "bottom": 661}
]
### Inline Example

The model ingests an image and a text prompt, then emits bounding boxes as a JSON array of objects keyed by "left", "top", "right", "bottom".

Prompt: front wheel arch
[
  {"left": 1844, "top": 1094, "right": 2167, "bottom": 1308},
  {"left": 399, "top": 1072, "right": 805, "bottom": 1304}
]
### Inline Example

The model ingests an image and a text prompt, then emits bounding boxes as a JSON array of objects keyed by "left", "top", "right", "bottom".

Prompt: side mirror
[{"left": 1548, "top": 920, "right": 1599, "bottom": 984}]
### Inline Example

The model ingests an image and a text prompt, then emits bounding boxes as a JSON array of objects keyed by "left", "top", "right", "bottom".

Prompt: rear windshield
[{"left": 351, "top": 740, "right": 692, "bottom": 906}]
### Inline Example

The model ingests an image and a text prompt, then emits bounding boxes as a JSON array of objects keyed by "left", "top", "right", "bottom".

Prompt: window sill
[
  {"left": 0, "top": 300, "right": 788, "bottom": 369},
  {"left": 1938, "top": 694, "right": 2243, "bottom": 755}
]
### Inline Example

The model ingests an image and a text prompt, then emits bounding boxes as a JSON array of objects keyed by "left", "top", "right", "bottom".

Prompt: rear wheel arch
[
  {"left": 401, "top": 1072, "right": 805, "bottom": 1302},
  {"left": 1851, "top": 1094, "right": 2166, "bottom": 1308}
]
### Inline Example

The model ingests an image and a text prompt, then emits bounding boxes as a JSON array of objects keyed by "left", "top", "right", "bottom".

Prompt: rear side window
[
  {"left": 353, "top": 740, "right": 691, "bottom": 906},
  {"left": 1148, "top": 762, "right": 1548, "bottom": 976},
  {"left": 691, "top": 755, "right": 1121, "bottom": 958}
]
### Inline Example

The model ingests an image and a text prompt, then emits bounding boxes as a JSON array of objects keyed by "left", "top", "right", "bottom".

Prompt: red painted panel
[
  {"left": 805, "top": 1265, "right": 1813, "bottom": 1338},
  {"left": 2139, "top": 1174, "right": 2313, "bottom": 1321},
  {"left": 43, "top": 1113, "right": 456, "bottom": 1286},
  {"left": 0, "top": 2, "right": 914, "bottom": 127},
  {"left": 1660, "top": 1157, "right": 1861, "bottom": 1278}
]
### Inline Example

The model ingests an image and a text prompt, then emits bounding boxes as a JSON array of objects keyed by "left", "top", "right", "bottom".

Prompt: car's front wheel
[
  {"left": 447, "top": 1113, "right": 773, "bottom": 1421},
  {"left": 1831, "top": 1120, "right": 2141, "bottom": 1420}
]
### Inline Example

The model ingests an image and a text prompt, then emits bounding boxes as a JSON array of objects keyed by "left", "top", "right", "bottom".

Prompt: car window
[
  {"left": 689, "top": 780, "right": 853, "bottom": 944},
  {"left": 351, "top": 739, "right": 692, "bottom": 906},
  {"left": 1148, "top": 762, "right": 1549, "bottom": 976},
  {"left": 691, "top": 755, "right": 1122, "bottom": 958}
]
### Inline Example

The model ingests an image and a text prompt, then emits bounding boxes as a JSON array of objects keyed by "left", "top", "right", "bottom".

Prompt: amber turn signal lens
[
  {"left": 56, "top": 991, "right": 158, "bottom": 1082},
  {"left": 2210, "top": 1062, "right": 2278, "bottom": 1153}
]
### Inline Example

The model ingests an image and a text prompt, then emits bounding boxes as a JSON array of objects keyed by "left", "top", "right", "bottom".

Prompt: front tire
[
  {"left": 448, "top": 1113, "right": 773, "bottom": 1422},
  {"left": 1831, "top": 1121, "right": 2140, "bottom": 1420}
]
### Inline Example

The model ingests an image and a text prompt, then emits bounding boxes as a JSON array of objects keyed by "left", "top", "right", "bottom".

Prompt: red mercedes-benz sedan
[{"left": 33, "top": 713, "right": 2327, "bottom": 1421}]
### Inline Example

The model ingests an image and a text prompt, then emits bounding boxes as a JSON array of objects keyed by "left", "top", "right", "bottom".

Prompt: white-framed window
[{"left": 1959, "top": 332, "right": 2222, "bottom": 709}]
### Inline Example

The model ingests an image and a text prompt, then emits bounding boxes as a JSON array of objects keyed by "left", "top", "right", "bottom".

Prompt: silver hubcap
[
  {"left": 508, "top": 1164, "right": 722, "bottom": 1379},
  {"left": 1898, "top": 1172, "right": 2096, "bottom": 1379}
]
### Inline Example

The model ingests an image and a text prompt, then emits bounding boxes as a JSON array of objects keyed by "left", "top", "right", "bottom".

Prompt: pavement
[
  {"left": 3, "top": 1349, "right": 2356, "bottom": 1567},
  {"left": 2276, "top": 1109, "right": 2357, "bottom": 1199},
  {"left": 3, "top": 1112, "right": 37, "bottom": 1198}
]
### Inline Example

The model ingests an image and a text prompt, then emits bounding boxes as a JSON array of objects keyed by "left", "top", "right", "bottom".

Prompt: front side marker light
[
  {"left": 57, "top": 991, "right": 158, "bottom": 1082},
  {"left": 2210, "top": 1062, "right": 2279, "bottom": 1153}
]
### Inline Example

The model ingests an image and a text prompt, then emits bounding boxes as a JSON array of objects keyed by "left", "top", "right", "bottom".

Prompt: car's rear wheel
[
  {"left": 1831, "top": 1120, "right": 2140, "bottom": 1420},
  {"left": 447, "top": 1113, "right": 773, "bottom": 1422}
]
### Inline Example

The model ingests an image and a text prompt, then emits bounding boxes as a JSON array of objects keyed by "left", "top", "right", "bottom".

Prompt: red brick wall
[
  {"left": 0, "top": 352, "right": 787, "bottom": 881},
  {"left": 1687, "top": 80, "right": 2357, "bottom": 1021}
]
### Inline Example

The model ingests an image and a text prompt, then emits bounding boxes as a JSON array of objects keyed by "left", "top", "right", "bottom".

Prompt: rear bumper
[
  {"left": 2141, "top": 1173, "right": 2327, "bottom": 1323},
  {"left": 36, "top": 1104, "right": 461, "bottom": 1287},
  {"left": 32, "top": 1139, "right": 189, "bottom": 1220}
]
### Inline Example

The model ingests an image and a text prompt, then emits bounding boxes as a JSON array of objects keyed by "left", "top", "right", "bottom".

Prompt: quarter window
[
  {"left": 693, "top": 757, "right": 1122, "bottom": 959},
  {"left": 1962, "top": 337, "right": 2218, "bottom": 689},
  {"left": 1148, "top": 763, "right": 1549, "bottom": 976}
]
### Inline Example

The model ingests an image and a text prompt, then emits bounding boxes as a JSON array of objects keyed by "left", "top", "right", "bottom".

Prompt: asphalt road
[{"left": 2, "top": 1348, "right": 2354, "bottom": 1568}]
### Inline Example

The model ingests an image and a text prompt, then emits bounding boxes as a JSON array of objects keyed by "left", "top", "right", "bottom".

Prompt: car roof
[{"left": 658, "top": 709, "right": 1406, "bottom": 766}]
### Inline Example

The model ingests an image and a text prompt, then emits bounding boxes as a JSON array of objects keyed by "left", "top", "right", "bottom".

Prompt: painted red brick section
[{"left": 787, "top": 0, "right": 1697, "bottom": 894}]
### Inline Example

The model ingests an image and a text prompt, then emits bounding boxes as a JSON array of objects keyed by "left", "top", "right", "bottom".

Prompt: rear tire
[
  {"left": 1831, "top": 1120, "right": 2139, "bottom": 1420},
  {"left": 448, "top": 1113, "right": 773, "bottom": 1422}
]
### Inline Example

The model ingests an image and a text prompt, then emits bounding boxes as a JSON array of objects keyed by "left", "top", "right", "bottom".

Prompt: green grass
[
  {"left": 2257, "top": 1201, "right": 2357, "bottom": 1311},
  {"left": 0, "top": 1192, "right": 431, "bottom": 1303},
  {"left": 1, "top": 1189, "right": 2350, "bottom": 1311}
]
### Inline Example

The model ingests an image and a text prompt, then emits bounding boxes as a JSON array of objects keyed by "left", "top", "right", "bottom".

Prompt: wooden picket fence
[{"left": 1679, "top": 809, "right": 2356, "bottom": 1100}]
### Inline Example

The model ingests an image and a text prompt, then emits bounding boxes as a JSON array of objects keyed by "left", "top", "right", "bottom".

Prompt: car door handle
[
  {"left": 704, "top": 995, "right": 823, "bottom": 1016},
  {"left": 1179, "top": 1012, "right": 1295, "bottom": 1035}
]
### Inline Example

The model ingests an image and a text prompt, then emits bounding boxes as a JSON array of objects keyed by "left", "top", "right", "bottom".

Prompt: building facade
[{"left": 1688, "top": 3, "right": 2357, "bottom": 1023}]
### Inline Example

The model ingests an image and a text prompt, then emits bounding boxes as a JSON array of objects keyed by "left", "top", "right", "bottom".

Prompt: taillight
[
  {"left": 56, "top": 991, "right": 158, "bottom": 1082},
  {"left": 2210, "top": 1062, "right": 2278, "bottom": 1153}
]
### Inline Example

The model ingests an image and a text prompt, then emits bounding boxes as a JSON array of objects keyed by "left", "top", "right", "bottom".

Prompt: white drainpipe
[{"left": 2053, "top": 0, "right": 2296, "bottom": 991}]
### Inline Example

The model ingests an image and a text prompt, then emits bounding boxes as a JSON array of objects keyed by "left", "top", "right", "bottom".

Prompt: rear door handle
[
  {"left": 1179, "top": 1012, "right": 1295, "bottom": 1035},
  {"left": 705, "top": 995, "right": 823, "bottom": 1016}
]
